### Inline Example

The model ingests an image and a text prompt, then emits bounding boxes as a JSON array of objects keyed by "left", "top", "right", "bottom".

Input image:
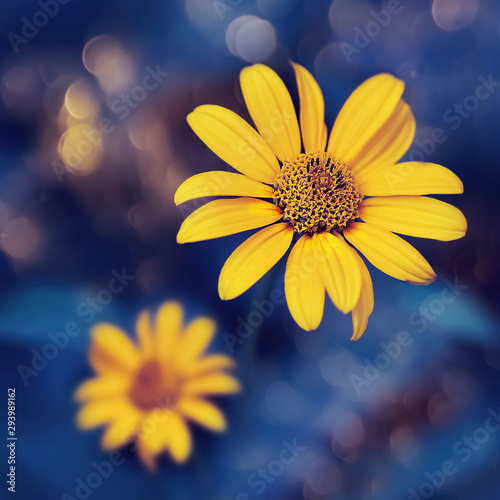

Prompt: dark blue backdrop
[{"left": 0, "top": 0, "right": 499, "bottom": 499}]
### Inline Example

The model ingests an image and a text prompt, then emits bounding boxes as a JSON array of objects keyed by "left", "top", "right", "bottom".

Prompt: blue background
[{"left": 0, "top": 0, "right": 499, "bottom": 499}]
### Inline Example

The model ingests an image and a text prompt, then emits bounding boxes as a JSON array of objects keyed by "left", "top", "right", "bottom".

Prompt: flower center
[
  {"left": 129, "top": 360, "right": 181, "bottom": 411},
  {"left": 273, "top": 151, "right": 362, "bottom": 234}
]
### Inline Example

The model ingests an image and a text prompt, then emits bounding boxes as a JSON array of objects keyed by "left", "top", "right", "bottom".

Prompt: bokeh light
[
  {"left": 2, "top": 217, "right": 42, "bottom": 261},
  {"left": 432, "top": 0, "right": 479, "bottom": 31},
  {"left": 82, "top": 35, "right": 135, "bottom": 93},
  {"left": 58, "top": 124, "right": 104, "bottom": 174},
  {"left": 64, "top": 79, "right": 100, "bottom": 120},
  {"left": 226, "top": 15, "right": 277, "bottom": 62}
]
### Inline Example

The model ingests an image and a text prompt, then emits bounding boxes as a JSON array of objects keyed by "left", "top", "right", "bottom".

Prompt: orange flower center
[
  {"left": 129, "top": 360, "right": 182, "bottom": 411},
  {"left": 273, "top": 151, "right": 362, "bottom": 234}
]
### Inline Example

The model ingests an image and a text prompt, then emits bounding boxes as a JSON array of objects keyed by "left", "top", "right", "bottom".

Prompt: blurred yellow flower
[
  {"left": 175, "top": 63, "right": 467, "bottom": 339},
  {"left": 75, "top": 302, "right": 240, "bottom": 471}
]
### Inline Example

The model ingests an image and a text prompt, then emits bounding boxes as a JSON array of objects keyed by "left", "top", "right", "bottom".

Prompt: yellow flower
[
  {"left": 175, "top": 64, "right": 467, "bottom": 339},
  {"left": 74, "top": 302, "right": 240, "bottom": 471}
]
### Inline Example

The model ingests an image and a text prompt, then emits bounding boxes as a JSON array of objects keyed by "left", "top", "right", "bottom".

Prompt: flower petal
[
  {"left": 343, "top": 222, "right": 436, "bottom": 284},
  {"left": 184, "top": 354, "right": 236, "bottom": 377},
  {"left": 314, "top": 232, "right": 361, "bottom": 313},
  {"left": 349, "top": 99, "right": 415, "bottom": 175},
  {"left": 74, "top": 376, "right": 129, "bottom": 401},
  {"left": 320, "top": 123, "right": 327, "bottom": 150},
  {"left": 355, "top": 162, "right": 464, "bottom": 196},
  {"left": 137, "top": 435, "right": 158, "bottom": 472},
  {"left": 177, "top": 317, "right": 216, "bottom": 363},
  {"left": 291, "top": 62, "right": 326, "bottom": 152},
  {"left": 284, "top": 235, "right": 325, "bottom": 331},
  {"left": 240, "top": 64, "right": 301, "bottom": 162},
  {"left": 89, "top": 324, "right": 140, "bottom": 374},
  {"left": 156, "top": 301, "right": 183, "bottom": 361},
  {"left": 183, "top": 373, "right": 241, "bottom": 395},
  {"left": 328, "top": 74, "right": 405, "bottom": 164},
  {"left": 359, "top": 196, "right": 467, "bottom": 241},
  {"left": 219, "top": 222, "right": 293, "bottom": 300},
  {"left": 101, "top": 409, "right": 142, "bottom": 451},
  {"left": 138, "top": 409, "right": 166, "bottom": 461},
  {"left": 174, "top": 171, "right": 274, "bottom": 205},
  {"left": 177, "top": 198, "right": 283, "bottom": 243},
  {"left": 187, "top": 105, "right": 280, "bottom": 183},
  {"left": 165, "top": 412, "right": 192, "bottom": 463},
  {"left": 136, "top": 310, "right": 154, "bottom": 358},
  {"left": 349, "top": 248, "right": 374, "bottom": 341},
  {"left": 177, "top": 398, "right": 227, "bottom": 432},
  {"left": 76, "top": 398, "right": 131, "bottom": 429}
]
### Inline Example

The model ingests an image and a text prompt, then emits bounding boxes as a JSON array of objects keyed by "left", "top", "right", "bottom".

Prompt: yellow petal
[
  {"left": 177, "top": 197, "right": 283, "bottom": 243},
  {"left": 76, "top": 398, "right": 130, "bottom": 429},
  {"left": 89, "top": 324, "right": 140, "bottom": 374},
  {"left": 136, "top": 310, "right": 154, "bottom": 358},
  {"left": 138, "top": 409, "right": 166, "bottom": 464},
  {"left": 165, "top": 412, "right": 192, "bottom": 463},
  {"left": 101, "top": 410, "right": 142, "bottom": 451},
  {"left": 139, "top": 409, "right": 192, "bottom": 465},
  {"left": 156, "top": 301, "right": 183, "bottom": 361},
  {"left": 291, "top": 61, "right": 326, "bottom": 152},
  {"left": 343, "top": 222, "right": 436, "bottom": 284},
  {"left": 355, "top": 162, "right": 464, "bottom": 196},
  {"left": 74, "top": 376, "right": 129, "bottom": 401},
  {"left": 174, "top": 171, "right": 274, "bottom": 206},
  {"left": 328, "top": 74, "right": 405, "bottom": 164},
  {"left": 349, "top": 99, "right": 415, "bottom": 175},
  {"left": 314, "top": 232, "right": 361, "bottom": 313},
  {"left": 240, "top": 64, "right": 301, "bottom": 162},
  {"left": 137, "top": 436, "right": 158, "bottom": 472},
  {"left": 177, "top": 398, "right": 227, "bottom": 432},
  {"left": 359, "top": 196, "right": 467, "bottom": 241},
  {"left": 177, "top": 317, "right": 216, "bottom": 363},
  {"left": 349, "top": 248, "right": 374, "bottom": 341},
  {"left": 184, "top": 373, "right": 241, "bottom": 395},
  {"left": 284, "top": 235, "right": 325, "bottom": 331},
  {"left": 187, "top": 105, "right": 280, "bottom": 183},
  {"left": 184, "top": 354, "right": 236, "bottom": 377},
  {"left": 219, "top": 222, "right": 293, "bottom": 300},
  {"left": 320, "top": 123, "right": 327, "bottom": 150}
]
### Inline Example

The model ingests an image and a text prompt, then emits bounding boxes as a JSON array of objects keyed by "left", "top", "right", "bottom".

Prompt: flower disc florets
[{"left": 273, "top": 151, "right": 362, "bottom": 234}]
